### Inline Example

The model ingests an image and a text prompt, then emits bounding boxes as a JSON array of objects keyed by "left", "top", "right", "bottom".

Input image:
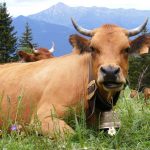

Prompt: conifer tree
[
  {"left": 19, "top": 22, "right": 36, "bottom": 49},
  {"left": 0, "top": 2, "right": 17, "bottom": 63},
  {"left": 129, "top": 54, "right": 150, "bottom": 90}
]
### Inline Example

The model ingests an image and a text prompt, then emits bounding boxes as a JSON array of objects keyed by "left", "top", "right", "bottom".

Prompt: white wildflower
[
  {"left": 80, "top": 146, "right": 89, "bottom": 150},
  {"left": 61, "top": 144, "right": 66, "bottom": 149},
  {"left": 108, "top": 127, "right": 116, "bottom": 136}
]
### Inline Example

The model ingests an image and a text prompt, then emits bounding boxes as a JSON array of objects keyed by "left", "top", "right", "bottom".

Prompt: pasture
[{"left": 0, "top": 87, "right": 149, "bottom": 150}]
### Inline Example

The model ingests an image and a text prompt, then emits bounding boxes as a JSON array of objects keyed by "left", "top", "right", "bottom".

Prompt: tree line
[
  {"left": 0, "top": 2, "right": 150, "bottom": 89},
  {"left": 0, "top": 2, "right": 35, "bottom": 63},
  {"left": 129, "top": 54, "right": 150, "bottom": 90}
]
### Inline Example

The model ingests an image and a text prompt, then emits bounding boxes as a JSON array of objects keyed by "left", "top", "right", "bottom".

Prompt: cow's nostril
[
  {"left": 100, "top": 66, "right": 107, "bottom": 74},
  {"left": 114, "top": 67, "right": 120, "bottom": 75},
  {"left": 100, "top": 66, "right": 120, "bottom": 75}
]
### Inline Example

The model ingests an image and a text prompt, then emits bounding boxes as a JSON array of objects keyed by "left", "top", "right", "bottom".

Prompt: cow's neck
[
  {"left": 86, "top": 82, "right": 120, "bottom": 119},
  {"left": 97, "top": 85, "right": 119, "bottom": 103}
]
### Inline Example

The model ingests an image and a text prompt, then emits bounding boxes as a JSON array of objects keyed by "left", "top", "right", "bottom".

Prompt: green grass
[{"left": 0, "top": 87, "right": 150, "bottom": 150}]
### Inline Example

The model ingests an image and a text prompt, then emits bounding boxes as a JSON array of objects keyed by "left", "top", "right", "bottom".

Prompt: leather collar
[{"left": 86, "top": 89, "right": 120, "bottom": 120}]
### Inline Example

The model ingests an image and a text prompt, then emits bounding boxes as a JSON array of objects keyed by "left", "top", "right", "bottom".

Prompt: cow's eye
[
  {"left": 90, "top": 46, "right": 95, "bottom": 52},
  {"left": 124, "top": 47, "right": 130, "bottom": 54}
]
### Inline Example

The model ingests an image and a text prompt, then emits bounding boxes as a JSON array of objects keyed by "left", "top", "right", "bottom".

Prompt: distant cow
[
  {"left": 144, "top": 87, "right": 150, "bottom": 100},
  {"left": 130, "top": 90, "right": 138, "bottom": 98},
  {"left": 18, "top": 42, "right": 55, "bottom": 62},
  {"left": 0, "top": 18, "right": 148, "bottom": 138},
  {"left": 130, "top": 33, "right": 150, "bottom": 55}
]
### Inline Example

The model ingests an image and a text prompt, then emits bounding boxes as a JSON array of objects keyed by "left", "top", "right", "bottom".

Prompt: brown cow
[
  {"left": 0, "top": 18, "right": 148, "bottom": 138},
  {"left": 130, "top": 90, "right": 138, "bottom": 98},
  {"left": 144, "top": 87, "right": 150, "bottom": 102},
  {"left": 18, "top": 42, "right": 55, "bottom": 62},
  {"left": 130, "top": 33, "right": 150, "bottom": 55}
]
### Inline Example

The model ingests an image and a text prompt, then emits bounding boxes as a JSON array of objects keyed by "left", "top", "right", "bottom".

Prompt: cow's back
[{"left": 0, "top": 54, "right": 90, "bottom": 125}]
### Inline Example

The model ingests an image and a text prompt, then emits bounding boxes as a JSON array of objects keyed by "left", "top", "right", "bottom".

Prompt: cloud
[
  {"left": 9, "top": 0, "right": 48, "bottom": 3},
  {"left": 5, "top": 0, "right": 150, "bottom": 17}
]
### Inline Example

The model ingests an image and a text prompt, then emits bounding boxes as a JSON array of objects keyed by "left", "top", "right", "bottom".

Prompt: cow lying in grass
[
  {"left": 0, "top": 18, "right": 148, "bottom": 138},
  {"left": 18, "top": 42, "right": 55, "bottom": 62}
]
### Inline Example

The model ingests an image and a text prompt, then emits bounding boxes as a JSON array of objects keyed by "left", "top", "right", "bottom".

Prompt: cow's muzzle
[{"left": 100, "top": 65, "right": 123, "bottom": 89}]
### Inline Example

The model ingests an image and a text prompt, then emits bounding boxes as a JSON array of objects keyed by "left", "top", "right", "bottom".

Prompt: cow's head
[
  {"left": 70, "top": 18, "right": 148, "bottom": 92},
  {"left": 130, "top": 90, "right": 138, "bottom": 98},
  {"left": 18, "top": 42, "right": 55, "bottom": 62}
]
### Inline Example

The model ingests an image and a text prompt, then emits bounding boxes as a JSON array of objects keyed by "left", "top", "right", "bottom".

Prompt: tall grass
[{"left": 0, "top": 87, "right": 150, "bottom": 150}]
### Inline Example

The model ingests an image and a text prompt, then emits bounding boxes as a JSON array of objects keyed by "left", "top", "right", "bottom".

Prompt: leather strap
[
  {"left": 87, "top": 80, "right": 97, "bottom": 100},
  {"left": 86, "top": 93, "right": 96, "bottom": 119},
  {"left": 87, "top": 57, "right": 97, "bottom": 99},
  {"left": 86, "top": 57, "right": 97, "bottom": 119},
  {"left": 86, "top": 90, "right": 120, "bottom": 120},
  {"left": 95, "top": 90, "right": 120, "bottom": 111}
]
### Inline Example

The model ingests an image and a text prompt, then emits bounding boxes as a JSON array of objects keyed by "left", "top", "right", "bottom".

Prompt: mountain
[
  {"left": 13, "top": 3, "right": 150, "bottom": 56},
  {"left": 13, "top": 15, "right": 73, "bottom": 56},
  {"left": 29, "top": 2, "right": 150, "bottom": 29}
]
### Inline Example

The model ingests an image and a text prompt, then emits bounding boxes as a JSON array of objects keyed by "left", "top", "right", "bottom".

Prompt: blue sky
[{"left": 4, "top": 0, "right": 150, "bottom": 17}]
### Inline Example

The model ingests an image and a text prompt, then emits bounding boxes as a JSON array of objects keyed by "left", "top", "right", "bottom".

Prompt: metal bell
[{"left": 99, "top": 110, "right": 121, "bottom": 129}]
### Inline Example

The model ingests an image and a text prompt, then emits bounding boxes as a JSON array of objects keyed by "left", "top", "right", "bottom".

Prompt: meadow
[{"left": 0, "top": 87, "right": 149, "bottom": 150}]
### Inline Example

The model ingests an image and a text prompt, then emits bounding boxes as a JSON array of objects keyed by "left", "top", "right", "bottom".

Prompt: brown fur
[
  {"left": 144, "top": 87, "right": 150, "bottom": 99},
  {"left": 130, "top": 90, "right": 138, "bottom": 98},
  {"left": 18, "top": 48, "right": 54, "bottom": 62},
  {"left": 130, "top": 34, "right": 150, "bottom": 55},
  {"left": 69, "top": 34, "right": 91, "bottom": 54},
  {"left": 0, "top": 22, "right": 148, "bottom": 137}
]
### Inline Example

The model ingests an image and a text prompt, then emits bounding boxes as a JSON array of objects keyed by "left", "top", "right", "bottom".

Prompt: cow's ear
[
  {"left": 18, "top": 51, "right": 33, "bottom": 62},
  {"left": 129, "top": 34, "right": 150, "bottom": 56},
  {"left": 69, "top": 34, "right": 91, "bottom": 53},
  {"left": 18, "top": 51, "right": 28, "bottom": 58}
]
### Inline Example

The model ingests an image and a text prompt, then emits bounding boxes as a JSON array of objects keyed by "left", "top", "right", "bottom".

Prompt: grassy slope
[{"left": 0, "top": 87, "right": 150, "bottom": 150}]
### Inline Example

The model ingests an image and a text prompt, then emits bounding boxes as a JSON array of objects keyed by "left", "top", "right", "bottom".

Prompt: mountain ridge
[
  {"left": 13, "top": 3, "right": 150, "bottom": 56},
  {"left": 28, "top": 2, "right": 150, "bottom": 29}
]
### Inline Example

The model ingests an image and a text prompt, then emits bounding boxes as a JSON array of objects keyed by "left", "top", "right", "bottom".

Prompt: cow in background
[
  {"left": 130, "top": 87, "right": 150, "bottom": 105},
  {"left": 130, "top": 90, "right": 139, "bottom": 98},
  {"left": 144, "top": 87, "right": 150, "bottom": 99},
  {"left": 18, "top": 42, "right": 55, "bottom": 62}
]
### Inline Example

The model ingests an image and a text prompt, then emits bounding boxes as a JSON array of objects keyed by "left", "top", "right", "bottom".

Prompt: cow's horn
[
  {"left": 33, "top": 48, "right": 38, "bottom": 53},
  {"left": 28, "top": 41, "right": 34, "bottom": 49},
  {"left": 49, "top": 42, "right": 55, "bottom": 53},
  {"left": 128, "top": 18, "right": 148, "bottom": 37},
  {"left": 71, "top": 18, "right": 93, "bottom": 37},
  {"left": 28, "top": 41, "right": 38, "bottom": 53}
]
